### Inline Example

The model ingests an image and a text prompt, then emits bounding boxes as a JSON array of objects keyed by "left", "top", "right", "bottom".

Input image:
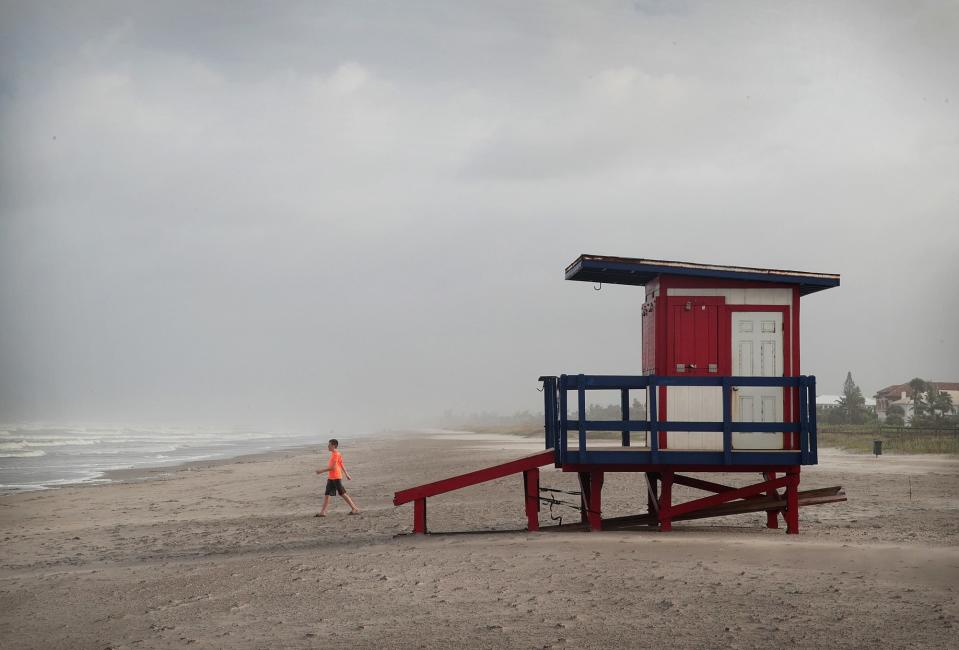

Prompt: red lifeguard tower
[{"left": 394, "top": 255, "right": 844, "bottom": 534}]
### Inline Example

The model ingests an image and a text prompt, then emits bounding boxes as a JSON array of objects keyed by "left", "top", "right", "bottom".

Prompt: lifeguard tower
[{"left": 394, "top": 255, "right": 845, "bottom": 534}]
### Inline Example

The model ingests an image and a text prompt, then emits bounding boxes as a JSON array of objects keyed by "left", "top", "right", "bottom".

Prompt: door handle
[{"left": 688, "top": 364, "right": 698, "bottom": 369}]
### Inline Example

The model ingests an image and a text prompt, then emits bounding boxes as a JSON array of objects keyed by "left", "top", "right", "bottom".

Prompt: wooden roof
[{"left": 565, "top": 254, "right": 840, "bottom": 296}]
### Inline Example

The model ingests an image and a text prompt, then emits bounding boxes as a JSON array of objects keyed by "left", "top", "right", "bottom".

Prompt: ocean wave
[
  {"left": 37, "top": 438, "right": 99, "bottom": 447},
  {"left": 38, "top": 474, "right": 107, "bottom": 486},
  {"left": 0, "top": 484, "right": 51, "bottom": 492},
  {"left": 0, "top": 473, "right": 108, "bottom": 491},
  {"left": 84, "top": 445, "right": 179, "bottom": 455},
  {"left": 0, "top": 449, "right": 46, "bottom": 458},
  {"left": 0, "top": 438, "right": 101, "bottom": 449}
]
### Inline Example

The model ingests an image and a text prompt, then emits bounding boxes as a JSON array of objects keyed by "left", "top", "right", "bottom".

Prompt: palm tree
[
  {"left": 927, "top": 385, "right": 955, "bottom": 420},
  {"left": 907, "top": 377, "right": 927, "bottom": 424}
]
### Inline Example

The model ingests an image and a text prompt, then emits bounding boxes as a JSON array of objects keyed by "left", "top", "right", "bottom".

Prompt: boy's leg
[
  {"left": 341, "top": 493, "right": 360, "bottom": 513},
  {"left": 318, "top": 495, "right": 331, "bottom": 516}
]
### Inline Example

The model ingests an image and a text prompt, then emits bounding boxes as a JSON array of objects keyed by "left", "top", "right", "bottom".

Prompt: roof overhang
[{"left": 565, "top": 254, "right": 840, "bottom": 296}]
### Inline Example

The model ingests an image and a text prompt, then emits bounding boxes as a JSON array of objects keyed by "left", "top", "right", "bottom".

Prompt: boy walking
[{"left": 315, "top": 439, "right": 360, "bottom": 516}]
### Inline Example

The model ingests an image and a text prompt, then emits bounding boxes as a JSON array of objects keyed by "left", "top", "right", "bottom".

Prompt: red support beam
[
  {"left": 785, "top": 468, "right": 800, "bottom": 534},
  {"left": 668, "top": 476, "right": 790, "bottom": 519},
  {"left": 588, "top": 471, "right": 604, "bottom": 531},
  {"left": 659, "top": 471, "right": 674, "bottom": 532},
  {"left": 413, "top": 498, "right": 427, "bottom": 535},
  {"left": 671, "top": 474, "right": 736, "bottom": 493},
  {"left": 524, "top": 468, "right": 540, "bottom": 532}
]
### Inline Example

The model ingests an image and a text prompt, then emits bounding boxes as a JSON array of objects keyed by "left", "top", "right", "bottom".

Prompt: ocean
[{"left": 0, "top": 425, "right": 325, "bottom": 493}]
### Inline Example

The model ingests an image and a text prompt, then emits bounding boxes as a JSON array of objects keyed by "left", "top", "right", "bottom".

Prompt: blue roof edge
[{"left": 566, "top": 255, "right": 840, "bottom": 295}]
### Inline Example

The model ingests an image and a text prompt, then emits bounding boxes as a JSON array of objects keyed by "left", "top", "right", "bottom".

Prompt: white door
[{"left": 731, "top": 312, "right": 783, "bottom": 450}]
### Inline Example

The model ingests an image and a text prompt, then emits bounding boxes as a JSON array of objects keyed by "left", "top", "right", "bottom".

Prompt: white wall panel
[
  {"left": 666, "top": 386, "right": 723, "bottom": 450},
  {"left": 667, "top": 287, "right": 791, "bottom": 305}
]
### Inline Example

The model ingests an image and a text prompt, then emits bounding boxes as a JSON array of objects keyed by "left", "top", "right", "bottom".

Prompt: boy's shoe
[
  {"left": 348, "top": 510, "right": 360, "bottom": 515},
  {"left": 314, "top": 513, "right": 326, "bottom": 517}
]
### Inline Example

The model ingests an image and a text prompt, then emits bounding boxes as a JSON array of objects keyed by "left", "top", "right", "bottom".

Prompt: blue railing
[{"left": 539, "top": 374, "right": 818, "bottom": 467}]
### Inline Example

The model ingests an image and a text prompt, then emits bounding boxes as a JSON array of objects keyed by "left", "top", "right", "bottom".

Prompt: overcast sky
[{"left": 1, "top": 1, "right": 957, "bottom": 432}]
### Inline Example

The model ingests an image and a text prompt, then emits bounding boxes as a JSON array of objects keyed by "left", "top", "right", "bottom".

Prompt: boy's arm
[
  {"left": 316, "top": 455, "right": 335, "bottom": 475},
  {"left": 341, "top": 458, "right": 352, "bottom": 480}
]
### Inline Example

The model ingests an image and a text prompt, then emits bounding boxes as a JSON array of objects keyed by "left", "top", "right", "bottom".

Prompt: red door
[
  {"left": 661, "top": 297, "right": 723, "bottom": 450},
  {"left": 667, "top": 298, "right": 721, "bottom": 376}
]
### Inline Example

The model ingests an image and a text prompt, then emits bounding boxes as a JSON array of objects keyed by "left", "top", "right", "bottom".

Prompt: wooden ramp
[{"left": 393, "top": 450, "right": 555, "bottom": 534}]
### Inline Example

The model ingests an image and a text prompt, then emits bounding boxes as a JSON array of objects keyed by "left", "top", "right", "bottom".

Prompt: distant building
[
  {"left": 816, "top": 394, "right": 841, "bottom": 410},
  {"left": 816, "top": 394, "right": 876, "bottom": 410},
  {"left": 874, "top": 382, "right": 959, "bottom": 422}
]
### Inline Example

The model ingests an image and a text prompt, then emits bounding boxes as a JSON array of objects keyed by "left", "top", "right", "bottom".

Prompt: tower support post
[
  {"left": 413, "top": 498, "right": 427, "bottom": 534},
  {"left": 785, "top": 467, "right": 800, "bottom": 534},
  {"left": 659, "top": 470, "right": 674, "bottom": 532},
  {"left": 587, "top": 471, "right": 604, "bottom": 531},
  {"left": 523, "top": 468, "right": 540, "bottom": 531}
]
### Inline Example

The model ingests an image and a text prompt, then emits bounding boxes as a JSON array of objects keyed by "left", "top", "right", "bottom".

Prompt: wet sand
[{"left": 1, "top": 432, "right": 957, "bottom": 649}]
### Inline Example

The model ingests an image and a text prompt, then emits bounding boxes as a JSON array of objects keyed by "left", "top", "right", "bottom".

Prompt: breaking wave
[
  {"left": 1, "top": 438, "right": 100, "bottom": 450},
  {"left": 0, "top": 449, "right": 46, "bottom": 458}
]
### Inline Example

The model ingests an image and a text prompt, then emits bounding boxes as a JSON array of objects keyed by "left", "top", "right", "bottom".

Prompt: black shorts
[{"left": 325, "top": 479, "right": 346, "bottom": 496}]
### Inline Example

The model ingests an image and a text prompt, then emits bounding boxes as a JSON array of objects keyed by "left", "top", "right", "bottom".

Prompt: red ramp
[{"left": 393, "top": 450, "right": 555, "bottom": 534}]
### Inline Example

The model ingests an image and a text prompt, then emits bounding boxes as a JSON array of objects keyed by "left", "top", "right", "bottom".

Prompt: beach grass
[{"left": 818, "top": 429, "right": 959, "bottom": 455}]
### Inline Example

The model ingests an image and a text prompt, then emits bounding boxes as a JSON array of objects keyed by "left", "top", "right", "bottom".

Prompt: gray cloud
[{"left": 1, "top": 1, "right": 957, "bottom": 431}]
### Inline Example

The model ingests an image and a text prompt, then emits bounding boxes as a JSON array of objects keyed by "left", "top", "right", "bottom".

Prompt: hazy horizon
[{"left": 2, "top": 1, "right": 957, "bottom": 433}]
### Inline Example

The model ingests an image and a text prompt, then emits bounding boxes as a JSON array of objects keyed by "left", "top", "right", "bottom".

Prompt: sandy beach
[{"left": 1, "top": 431, "right": 957, "bottom": 649}]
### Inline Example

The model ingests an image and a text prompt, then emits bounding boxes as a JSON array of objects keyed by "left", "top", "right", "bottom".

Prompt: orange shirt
[{"left": 328, "top": 450, "right": 344, "bottom": 480}]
